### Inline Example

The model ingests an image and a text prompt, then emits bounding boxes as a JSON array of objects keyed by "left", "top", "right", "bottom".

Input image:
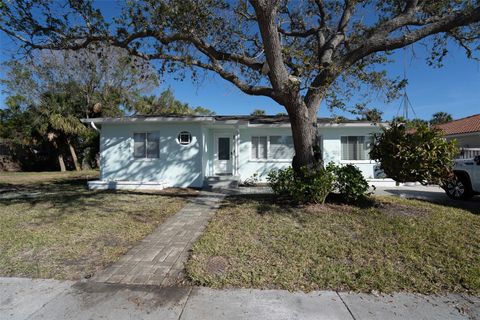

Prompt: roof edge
[{"left": 81, "top": 115, "right": 388, "bottom": 127}]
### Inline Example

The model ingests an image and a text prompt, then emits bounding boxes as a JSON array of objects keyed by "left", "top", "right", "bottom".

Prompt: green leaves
[
  {"left": 370, "top": 122, "right": 458, "bottom": 185},
  {"left": 133, "top": 88, "right": 215, "bottom": 116},
  {"left": 327, "top": 163, "right": 372, "bottom": 202},
  {"left": 267, "top": 166, "right": 335, "bottom": 204}
]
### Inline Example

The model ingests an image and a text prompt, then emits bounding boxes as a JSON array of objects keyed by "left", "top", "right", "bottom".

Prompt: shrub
[
  {"left": 370, "top": 121, "right": 457, "bottom": 185},
  {"left": 267, "top": 166, "right": 334, "bottom": 204},
  {"left": 327, "top": 163, "right": 372, "bottom": 202}
]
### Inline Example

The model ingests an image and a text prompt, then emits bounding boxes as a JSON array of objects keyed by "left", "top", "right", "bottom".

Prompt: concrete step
[
  {"left": 205, "top": 175, "right": 240, "bottom": 182},
  {"left": 204, "top": 176, "right": 240, "bottom": 190}
]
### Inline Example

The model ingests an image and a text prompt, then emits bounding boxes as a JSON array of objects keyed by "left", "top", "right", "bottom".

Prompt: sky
[{"left": 0, "top": 1, "right": 479, "bottom": 121}]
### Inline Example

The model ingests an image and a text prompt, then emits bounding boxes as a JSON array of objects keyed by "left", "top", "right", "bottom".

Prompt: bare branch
[{"left": 343, "top": 6, "right": 480, "bottom": 67}]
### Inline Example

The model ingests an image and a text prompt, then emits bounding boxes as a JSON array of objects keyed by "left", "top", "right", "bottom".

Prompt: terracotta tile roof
[{"left": 435, "top": 114, "right": 480, "bottom": 136}]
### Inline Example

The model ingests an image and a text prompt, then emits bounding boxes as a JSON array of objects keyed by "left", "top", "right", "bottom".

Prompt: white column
[{"left": 234, "top": 124, "right": 240, "bottom": 176}]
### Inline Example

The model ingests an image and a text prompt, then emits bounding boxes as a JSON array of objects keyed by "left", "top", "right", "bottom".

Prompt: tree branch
[
  {"left": 343, "top": 6, "right": 480, "bottom": 67},
  {"left": 249, "top": 0, "right": 291, "bottom": 94}
]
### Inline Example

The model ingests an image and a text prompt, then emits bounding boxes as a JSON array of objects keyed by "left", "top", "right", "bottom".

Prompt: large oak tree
[{"left": 1, "top": 0, "right": 479, "bottom": 170}]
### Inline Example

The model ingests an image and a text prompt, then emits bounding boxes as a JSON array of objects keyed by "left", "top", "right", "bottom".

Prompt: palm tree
[
  {"left": 35, "top": 90, "right": 87, "bottom": 171},
  {"left": 430, "top": 112, "right": 453, "bottom": 125}
]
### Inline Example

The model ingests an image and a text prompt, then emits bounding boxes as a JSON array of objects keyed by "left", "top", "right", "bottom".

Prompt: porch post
[{"left": 234, "top": 124, "right": 240, "bottom": 176}]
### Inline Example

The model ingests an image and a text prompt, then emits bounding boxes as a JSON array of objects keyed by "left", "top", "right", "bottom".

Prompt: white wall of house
[
  {"left": 100, "top": 122, "right": 205, "bottom": 188},
  {"left": 321, "top": 125, "right": 382, "bottom": 179},
  {"left": 99, "top": 121, "right": 384, "bottom": 188},
  {"left": 238, "top": 126, "right": 293, "bottom": 181}
]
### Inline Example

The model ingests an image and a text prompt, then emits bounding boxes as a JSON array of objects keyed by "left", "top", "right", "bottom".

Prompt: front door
[{"left": 215, "top": 136, "right": 232, "bottom": 175}]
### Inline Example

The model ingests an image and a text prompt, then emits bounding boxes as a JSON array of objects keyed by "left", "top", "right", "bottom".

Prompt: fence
[{"left": 458, "top": 148, "right": 480, "bottom": 159}]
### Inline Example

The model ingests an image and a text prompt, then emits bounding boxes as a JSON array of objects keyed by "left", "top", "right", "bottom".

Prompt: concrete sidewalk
[{"left": 1, "top": 277, "right": 478, "bottom": 320}]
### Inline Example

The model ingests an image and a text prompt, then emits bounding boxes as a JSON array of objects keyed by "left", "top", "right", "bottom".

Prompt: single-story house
[
  {"left": 435, "top": 114, "right": 480, "bottom": 159},
  {"left": 82, "top": 115, "right": 394, "bottom": 190}
]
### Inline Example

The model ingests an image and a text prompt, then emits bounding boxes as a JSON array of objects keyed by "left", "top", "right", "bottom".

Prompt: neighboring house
[
  {"left": 435, "top": 114, "right": 480, "bottom": 159},
  {"left": 83, "top": 115, "right": 393, "bottom": 190}
]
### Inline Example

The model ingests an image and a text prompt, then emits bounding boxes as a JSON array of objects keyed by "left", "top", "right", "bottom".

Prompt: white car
[{"left": 444, "top": 156, "right": 480, "bottom": 199}]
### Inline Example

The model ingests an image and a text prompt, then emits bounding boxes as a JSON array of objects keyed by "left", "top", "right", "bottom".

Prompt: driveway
[
  {"left": 2, "top": 277, "right": 479, "bottom": 320},
  {"left": 374, "top": 185, "right": 480, "bottom": 214}
]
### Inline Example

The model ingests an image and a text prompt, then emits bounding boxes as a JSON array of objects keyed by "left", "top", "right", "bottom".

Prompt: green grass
[
  {"left": 186, "top": 195, "right": 480, "bottom": 294},
  {"left": 0, "top": 171, "right": 193, "bottom": 280}
]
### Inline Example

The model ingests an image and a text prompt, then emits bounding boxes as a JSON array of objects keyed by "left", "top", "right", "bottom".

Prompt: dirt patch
[
  {"left": 154, "top": 188, "right": 199, "bottom": 196},
  {"left": 377, "top": 201, "right": 429, "bottom": 217},
  {"left": 303, "top": 203, "right": 357, "bottom": 215},
  {"left": 206, "top": 256, "right": 229, "bottom": 275}
]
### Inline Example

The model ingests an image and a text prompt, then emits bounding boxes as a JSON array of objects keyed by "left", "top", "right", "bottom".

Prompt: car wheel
[{"left": 445, "top": 174, "right": 473, "bottom": 200}]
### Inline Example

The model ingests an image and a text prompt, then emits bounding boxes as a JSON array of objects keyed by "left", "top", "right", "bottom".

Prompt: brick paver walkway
[{"left": 92, "top": 191, "right": 225, "bottom": 286}]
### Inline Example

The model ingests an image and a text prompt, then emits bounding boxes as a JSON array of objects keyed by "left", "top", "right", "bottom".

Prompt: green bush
[
  {"left": 327, "top": 163, "right": 372, "bottom": 202},
  {"left": 370, "top": 122, "right": 457, "bottom": 185},
  {"left": 267, "top": 166, "right": 334, "bottom": 204}
]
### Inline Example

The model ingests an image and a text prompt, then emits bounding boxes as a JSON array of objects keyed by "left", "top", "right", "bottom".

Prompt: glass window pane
[
  {"left": 147, "top": 132, "right": 159, "bottom": 158},
  {"left": 218, "top": 137, "right": 230, "bottom": 160},
  {"left": 269, "top": 136, "right": 294, "bottom": 159},
  {"left": 341, "top": 136, "right": 369, "bottom": 160},
  {"left": 251, "top": 136, "right": 267, "bottom": 159},
  {"left": 251, "top": 136, "right": 258, "bottom": 159},
  {"left": 133, "top": 133, "right": 146, "bottom": 158},
  {"left": 258, "top": 136, "right": 267, "bottom": 159},
  {"left": 341, "top": 136, "right": 348, "bottom": 160},
  {"left": 178, "top": 131, "right": 191, "bottom": 145}
]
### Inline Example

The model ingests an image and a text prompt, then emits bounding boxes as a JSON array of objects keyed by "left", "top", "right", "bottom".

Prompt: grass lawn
[
  {"left": 186, "top": 195, "right": 480, "bottom": 294},
  {"left": 0, "top": 171, "right": 193, "bottom": 280}
]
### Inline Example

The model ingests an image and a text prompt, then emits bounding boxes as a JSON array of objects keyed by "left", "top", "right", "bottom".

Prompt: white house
[{"left": 83, "top": 115, "right": 394, "bottom": 190}]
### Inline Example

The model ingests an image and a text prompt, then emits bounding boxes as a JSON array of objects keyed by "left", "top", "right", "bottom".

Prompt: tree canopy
[
  {"left": 1, "top": 0, "right": 478, "bottom": 171},
  {"left": 1, "top": 44, "right": 159, "bottom": 118},
  {"left": 430, "top": 112, "right": 453, "bottom": 125},
  {"left": 134, "top": 89, "right": 215, "bottom": 116}
]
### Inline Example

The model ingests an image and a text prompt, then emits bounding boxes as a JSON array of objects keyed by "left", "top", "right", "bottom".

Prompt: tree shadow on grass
[
  {"left": 381, "top": 189, "right": 480, "bottom": 215},
  {"left": 0, "top": 176, "right": 199, "bottom": 218},
  {"left": 220, "top": 194, "right": 300, "bottom": 216}
]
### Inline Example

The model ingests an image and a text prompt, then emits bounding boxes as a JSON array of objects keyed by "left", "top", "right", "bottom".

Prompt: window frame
[
  {"left": 250, "top": 136, "right": 268, "bottom": 160},
  {"left": 132, "top": 131, "right": 160, "bottom": 160},
  {"left": 250, "top": 135, "right": 294, "bottom": 162},
  {"left": 340, "top": 135, "right": 372, "bottom": 163},
  {"left": 177, "top": 131, "right": 192, "bottom": 146}
]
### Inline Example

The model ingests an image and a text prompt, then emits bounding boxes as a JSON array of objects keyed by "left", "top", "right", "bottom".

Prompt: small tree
[
  {"left": 134, "top": 89, "right": 215, "bottom": 116},
  {"left": 430, "top": 112, "right": 453, "bottom": 125},
  {"left": 370, "top": 122, "right": 458, "bottom": 185},
  {"left": 251, "top": 109, "right": 266, "bottom": 116},
  {"left": 356, "top": 107, "right": 383, "bottom": 123}
]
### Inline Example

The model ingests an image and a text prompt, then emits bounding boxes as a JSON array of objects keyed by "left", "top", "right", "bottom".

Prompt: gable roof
[{"left": 435, "top": 114, "right": 480, "bottom": 136}]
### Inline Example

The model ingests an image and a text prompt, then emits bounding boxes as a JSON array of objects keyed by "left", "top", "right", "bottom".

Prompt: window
[
  {"left": 133, "top": 132, "right": 159, "bottom": 159},
  {"left": 251, "top": 136, "right": 267, "bottom": 159},
  {"left": 269, "top": 135, "right": 294, "bottom": 159},
  {"left": 341, "top": 136, "right": 370, "bottom": 160},
  {"left": 178, "top": 131, "right": 192, "bottom": 145},
  {"left": 251, "top": 135, "right": 294, "bottom": 160}
]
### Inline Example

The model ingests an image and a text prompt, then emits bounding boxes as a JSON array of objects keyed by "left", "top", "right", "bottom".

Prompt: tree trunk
[
  {"left": 52, "top": 139, "right": 66, "bottom": 172},
  {"left": 57, "top": 153, "right": 66, "bottom": 172},
  {"left": 67, "top": 138, "right": 81, "bottom": 171},
  {"left": 286, "top": 100, "right": 322, "bottom": 172}
]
